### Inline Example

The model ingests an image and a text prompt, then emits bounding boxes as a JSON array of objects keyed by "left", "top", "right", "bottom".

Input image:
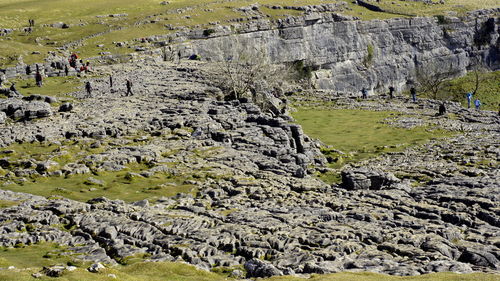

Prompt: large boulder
[
  {"left": 22, "top": 101, "right": 53, "bottom": 119},
  {"left": 0, "top": 98, "right": 52, "bottom": 120},
  {"left": 341, "top": 167, "right": 400, "bottom": 190},
  {"left": 244, "top": 258, "right": 283, "bottom": 278},
  {"left": 458, "top": 248, "right": 500, "bottom": 269}
]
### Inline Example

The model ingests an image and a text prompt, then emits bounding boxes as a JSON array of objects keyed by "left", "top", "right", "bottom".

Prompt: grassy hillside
[{"left": 0, "top": 0, "right": 498, "bottom": 67}]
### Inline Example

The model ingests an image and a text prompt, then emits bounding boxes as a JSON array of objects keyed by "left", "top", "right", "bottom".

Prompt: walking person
[
  {"left": 126, "top": 79, "right": 133, "bottom": 96},
  {"left": 85, "top": 81, "right": 92, "bottom": 97},
  {"left": 474, "top": 98, "right": 481, "bottom": 110},
  {"left": 410, "top": 87, "right": 417, "bottom": 103},
  {"left": 466, "top": 92, "right": 473, "bottom": 108},
  {"left": 35, "top": 71, "right": 43, "bottom": 87}
]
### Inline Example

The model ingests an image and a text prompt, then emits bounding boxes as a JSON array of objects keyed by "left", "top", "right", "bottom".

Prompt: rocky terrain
[{"left": 0, "top": 58, "right": 498, "bottom": 278}]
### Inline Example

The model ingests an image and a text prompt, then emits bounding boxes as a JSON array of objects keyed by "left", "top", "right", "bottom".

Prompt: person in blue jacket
[{"left": 466, "top": 92, "right": 473, "bottom": 108}]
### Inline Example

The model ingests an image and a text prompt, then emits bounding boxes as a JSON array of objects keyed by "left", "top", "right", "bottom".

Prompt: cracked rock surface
[{"left": 0, "top": 59, "right": 499, "bottom": 277}]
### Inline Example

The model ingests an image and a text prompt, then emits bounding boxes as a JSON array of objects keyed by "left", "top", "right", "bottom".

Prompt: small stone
[
  {"left": 43, "top": 265, "right": 66, "bottom": 277},
  {"left": 88, "top": 262, "right": 105, "bottom": 273}
]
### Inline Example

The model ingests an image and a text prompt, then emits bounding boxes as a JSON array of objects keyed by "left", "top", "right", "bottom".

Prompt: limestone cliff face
[{"left": 176, "top": 10, "right": 499, "bottom": 93}]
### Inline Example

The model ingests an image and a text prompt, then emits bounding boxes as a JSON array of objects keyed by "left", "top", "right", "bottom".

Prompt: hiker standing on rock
[
  {"left": 410, "top": 87, "right": 417, "bottom": 103},
  {"left": 388, "top": 86, "right": 395, "bottom": 99},
  {"left": 126, "top": 79, "right": 133, "bottom": 96},
  {"left": 35, "top": 71, "right": 43, "bottom": 87},
  {"left": 85, "top": 81, "right": 92, "bottom": 97}
]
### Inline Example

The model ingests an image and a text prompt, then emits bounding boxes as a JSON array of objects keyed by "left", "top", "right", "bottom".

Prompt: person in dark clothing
[
  {"left": 85, "top": 81, "right": 92, "bottom": 96},
  {"left": 438, "top": 103, "right": 446, "bottom": 116},
  {"left": 9, "top": 83, "right": 19, "bottom": 96},
  {"left": 388, "top": 86, "right": 395, "bottom": 99},
  {"left": 35, "top": 71, "right": 43, "bottom": 87},
  {"left": 64, "top": 65, "right": 69, "bottom": 76},
  {"left": 25, "top": 65, "right": 31, "bottom": 75},
  {"left": 361, "top": 87, "right": 368, "bottom": 99},
  {"left": 410, "top": 87, "right": 417, "bottom": 102},
  {"left": 126, "top": 79, "right": 133, "bottom": 96}
]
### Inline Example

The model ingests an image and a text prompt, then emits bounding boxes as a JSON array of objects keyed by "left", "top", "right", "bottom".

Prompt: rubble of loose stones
[{"left": 0, "top": 59, "right": 498, "bottom": 278}]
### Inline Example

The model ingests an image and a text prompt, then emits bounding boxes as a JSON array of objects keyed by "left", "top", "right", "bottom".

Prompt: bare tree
[
  {"left": 210, "top": 47, "right": 293, "bottom": 115},
  {"left": 469, "top": 56, "right": 487, "bottom": 96},
  {"left": 416, "top": 62, "right": 456, "bottom": 100}
]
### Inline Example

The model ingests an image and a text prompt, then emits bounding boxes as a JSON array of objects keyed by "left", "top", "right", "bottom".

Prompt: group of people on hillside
[
  {"left": 9, "top": 52, "right": 134, "bottom": 99},
  {"left": 68, "top": 53, "right": 91, "bottom": 73}
]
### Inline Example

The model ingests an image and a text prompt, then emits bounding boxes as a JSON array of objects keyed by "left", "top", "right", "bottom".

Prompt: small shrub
[
  {"left": 203, "top": 29, "right": 215, "bottom": 37},
  {"left": 363, "top": 44, "right": 374, "bottom": 67},
  {"left": 435, "top": 15, "right": 449, "bottom": 25}
]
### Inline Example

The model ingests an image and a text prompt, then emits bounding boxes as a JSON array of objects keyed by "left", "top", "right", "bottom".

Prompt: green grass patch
[
  {"left": 292, "top": 109, "right": 452, "bottom": 183},
  {"left": 293, "top": 109, "right": 450, "bottom": 163},
  {"left": 8, "top": 76, "right": 82, "bottom": 100},
  {"left": 0, "top": 243, "right": 80, "bottom": 269},
  {"left": 2, "top": 163, "right": 196, "bottom": 203},
  {"left": 0, "top": 200, "right": 18, "bottom": 209},
  {"left": 373, "top": 0, "right": 499, "bottom": 18},
  {"left": 1, "top": 140, "right": 101, "bottom": 166}
]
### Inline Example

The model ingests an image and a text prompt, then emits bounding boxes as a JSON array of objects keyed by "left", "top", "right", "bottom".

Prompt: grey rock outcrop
[
  {"left": 341, "top": 168, "right": 400, "bottom": 190},
  {"left": 171, "top": 10, "right": 499, "bottom": 93},
  {"left": 0, "top": 98, "right": 53, "bottom": 120}
]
